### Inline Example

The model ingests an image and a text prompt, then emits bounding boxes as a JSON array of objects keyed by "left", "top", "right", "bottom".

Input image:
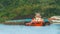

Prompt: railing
[{"left": 5, "top": 19, "right": 32, "bottom": 23}]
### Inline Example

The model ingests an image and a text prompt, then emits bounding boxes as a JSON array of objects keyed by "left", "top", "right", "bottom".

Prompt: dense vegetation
[{"left": 0, "top": 0, "right": 60, "bottom": 22}]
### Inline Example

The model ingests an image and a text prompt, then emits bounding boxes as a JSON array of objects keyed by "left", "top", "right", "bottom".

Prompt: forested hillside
[{"left": 0, "top": 0, "right": 60, "bottom": 22}]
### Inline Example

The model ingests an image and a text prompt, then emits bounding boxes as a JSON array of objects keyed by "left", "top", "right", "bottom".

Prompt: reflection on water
[{"left": 0, "top": 24, "right": 60, "bottom": 34}]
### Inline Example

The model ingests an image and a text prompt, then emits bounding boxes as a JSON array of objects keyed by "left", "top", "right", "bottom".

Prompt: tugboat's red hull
[{"left": 26, "top": 22, "right": 44, "bottom": 26}]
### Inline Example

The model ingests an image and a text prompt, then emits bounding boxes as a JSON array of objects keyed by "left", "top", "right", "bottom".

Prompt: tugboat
[{"left": 26, "top": 13, "right": 50, "bottom": 26}]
